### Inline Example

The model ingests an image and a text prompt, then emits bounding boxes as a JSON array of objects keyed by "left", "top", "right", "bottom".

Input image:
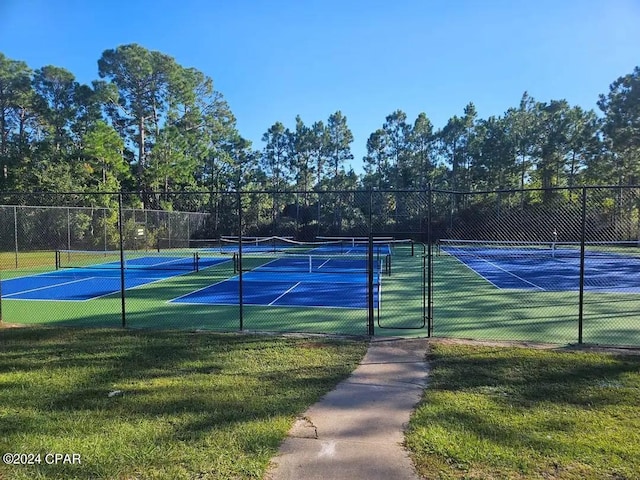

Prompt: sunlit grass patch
[
  {"left": 0, "top": 327, "right": 367, "bottom": 479},
  {"left": 407, "top": 342, "right": 640, "bottom": 479}
]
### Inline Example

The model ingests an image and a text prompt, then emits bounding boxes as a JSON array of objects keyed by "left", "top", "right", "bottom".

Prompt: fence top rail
[
  {"left": 0, "top": 204, "right": 209, "bottom": 215},
  {"left": 2, "top": 185, "right": 640, "bottom": 199},
  {"left": 430, "top": 185, "right": 640, "bottom": 196}
]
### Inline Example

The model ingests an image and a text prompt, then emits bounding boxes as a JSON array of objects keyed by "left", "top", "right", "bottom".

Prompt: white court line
[
  {"left": 168, "top": 276, "right": 235, "bottom": 302},
  {"left": 477, "top": 257, "right": 546, "bottom": 291},
  {"left": 268, "top": 282, "right": 301, "bottom": 306},
  {"left": 443, "top": 250, "right": 545, "bottom": 291},
  {"left": 442, "top": 252, "right": 503, "bottom": 289},
  {"left": 318, "top": 258, "right": 331, "bottom": 269},
  {"left": 3, "top": 277, "right": 96, "bottom": 298}
]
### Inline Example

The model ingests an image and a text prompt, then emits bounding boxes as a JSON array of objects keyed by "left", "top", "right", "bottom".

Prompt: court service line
[
  {"left": 268, "top": 282, "right": 302, "bottom": 306},
  {"left": 3, "top": 277, "right": 96, "bottom": 298},
  {"left": 318, "top": 258, "right": 331, "bottom": 269},
  {"left": 475, "top": 257, "right": 546, "bottom": 291},
  {"left": 443, "top": 250, "right": 545, "bottom": 291},
  {"left": 443, "top": 252, "right": 503, "bottom": 289},
  {"left": 168, "top": 276, "right": 235, "bottom": 302}
]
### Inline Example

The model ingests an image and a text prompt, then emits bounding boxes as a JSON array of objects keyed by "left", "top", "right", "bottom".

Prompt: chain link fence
[
  {"left": 1, "top": 187, "right": 639, "bottom": 346},
  {"left": 431, "top": 186, "right": 640, "bottom": 346}
]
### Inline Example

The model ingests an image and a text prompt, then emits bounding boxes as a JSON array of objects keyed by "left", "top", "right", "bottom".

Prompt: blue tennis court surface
[
  {"left": 4, "top": 244, "right": 387, "bottom": 308},
  {"left": 170, "top": 270, "right": 379, "bottom": 309},
  {"left": 171, "top": 251, "right": 383, "bottom": 309},
  {"left": 443, "top": 247, "right": 640, "bottom": 293},
  {"left": 2, "top": 256, "right": 229, "bottom": 301}
]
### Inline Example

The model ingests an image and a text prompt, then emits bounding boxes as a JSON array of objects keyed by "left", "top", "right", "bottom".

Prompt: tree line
[{"left": 1, "top": 44, "right": 639, "bottom": 215}]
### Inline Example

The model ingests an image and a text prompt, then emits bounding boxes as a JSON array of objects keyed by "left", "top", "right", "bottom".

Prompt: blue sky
[{"left": 1, "top": 0, "right": 639, "bottom": 173}]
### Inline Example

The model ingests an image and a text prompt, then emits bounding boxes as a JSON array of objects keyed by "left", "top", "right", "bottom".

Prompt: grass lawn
[
  {"left": 0, "top": 326, "right": 367, "bottom": 480},
  {"left": 406, "top": 342, "right": 640, "bottom": 479},
  {"left": 0, "top": 251, "right": 56, "bottom": 272}
]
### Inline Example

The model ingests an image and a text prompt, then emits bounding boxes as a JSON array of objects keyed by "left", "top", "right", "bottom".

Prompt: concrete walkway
[{"left": 266, "top": 338, "right": 429, "bottom": 480}]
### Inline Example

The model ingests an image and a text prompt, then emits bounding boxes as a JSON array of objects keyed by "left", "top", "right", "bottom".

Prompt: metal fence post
[
  {"left": 13, "top": 205, "right": 18, "bottom": 268},
  {"left": 368, "top": 188, "right": 375, "bottom": 336},
  {"left": 237, "top": 191, "right": 244, "bottom": 331},
  {"left": 427, "top": 184, "right": 433, "bottom": 337},
  {"left": 67, "top": 207, "right": 71, "bottom": 251},
  {"left": 118, "top": 193, "right": 126, "bottom": 328},
  {"left": 578, "top": 187, "right": 587, "bottom": 344},
  {"left": 0, "top": 263, "right": 3, "bottom": 323}
]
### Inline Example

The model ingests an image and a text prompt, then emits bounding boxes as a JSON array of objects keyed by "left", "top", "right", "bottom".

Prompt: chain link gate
[{"left": 368, "top": 189, "right": 427, "bottom": 331}]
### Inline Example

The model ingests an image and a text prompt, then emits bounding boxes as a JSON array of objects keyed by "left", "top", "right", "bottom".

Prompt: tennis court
[
  {"left": 440, "top": 239, "right": 640, "bottom": 293},
  {"left": 2, "top": 253, "right": 230, "bottom": 301},
  {"left": 1, "top": 239, "right": 392, "bottom": 310},
  {"left": 171, "top": 254, "right": 384, "bottom": 309}
]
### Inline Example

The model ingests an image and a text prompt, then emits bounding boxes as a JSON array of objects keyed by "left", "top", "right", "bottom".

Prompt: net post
[{"left": 194, "top": 252, "right": 199, "bottom": 272}]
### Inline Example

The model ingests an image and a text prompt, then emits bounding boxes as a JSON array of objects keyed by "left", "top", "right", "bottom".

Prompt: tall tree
[
  {"left": 437, "top": 114, "right": 465, "bottom": 191},
  {"left": 0, "top": 53, "right": 33, "bottom": 191},
  {"left": 471, "top": 115, "right": 517, "bottom": 190},
  {"left": 598, "top": 66, "right": 640, "bottom": 186},
  {"left": 564, "top": 106, "right": 599, "bottom": 188},
  {"left": 508, "top": 92, "right": 539, "bottom": 192},
  {"left": 261, "top": 121, "right": 290, "bottom": 226},
  {"left": 82, "top": 120, "right": 128, "bottom": 196},
  {"left": 362, "top": 128, "right": 389, "bottom": 188},
  {"left": 382, "top": 110, "right": 411, "bottom": 188},
  {"left": 325, "top": 111, "right": 354, "bottom": 182},
  {"left": 532, "top": 99, "right": 572, "bottom": 196},
  {"left": 460, "top": 102, "right": 477, "bottom": 193},
  {"left": 98, "top": 44, "right": 182, "bottom": 205},
  {"left": 309, "top": 120, "right": 327, "bottom": 188},
  {"left": 410, "top": 112, "right": 435, "bottom": 189},
  {"left": 30, "top": 66, "right": 104, "bottom": 193},
  {"left": 289, "top": 115, "right": 315, "bottom": 192},
  {"left": 32, "top": 66, "right": 79, "bottom": 152},
  {"left": 261, "top": 121, "right": 290, "bottom": 190}
]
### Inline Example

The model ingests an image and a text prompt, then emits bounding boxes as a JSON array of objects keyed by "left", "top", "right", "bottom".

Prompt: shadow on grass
[
  {"left": 407, "top": 344, "right": 640, "bottom": 478},
  {"left": 426, "top": 346, "right": 640, "bottom": 407},
  {"left": 0, "top": 327, "right": 366, "bottom": 445}
]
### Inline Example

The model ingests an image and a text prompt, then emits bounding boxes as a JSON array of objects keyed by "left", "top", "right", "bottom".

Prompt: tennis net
[
  {"left": 232, "top": 251, "right": 391, "bottom": 275},
  {"left": 168, "top": 236, "right": 412, "bottom": 257},
  {"left": 439, "top": 239, "right": 640, "bottom": 259},
  {"left": 315, "top": 236, "right": 413, "bottom": 252},
  {"left": 190, "top": 236, "right": 338, "bottom": 253},
  {"left": 56, "top": 249, "right": 200, "bottom": 271}
]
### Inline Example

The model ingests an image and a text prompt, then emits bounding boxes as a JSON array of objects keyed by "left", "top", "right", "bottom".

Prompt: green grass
[
  {"left": 0, "top": 251, "right": 56, "bottom": 273},
  {"left": 0, "top": 327, "right": 368, "bottom": 480},
  {"left": 406, "top": 342, "right": 640, "bottom": 479}
]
